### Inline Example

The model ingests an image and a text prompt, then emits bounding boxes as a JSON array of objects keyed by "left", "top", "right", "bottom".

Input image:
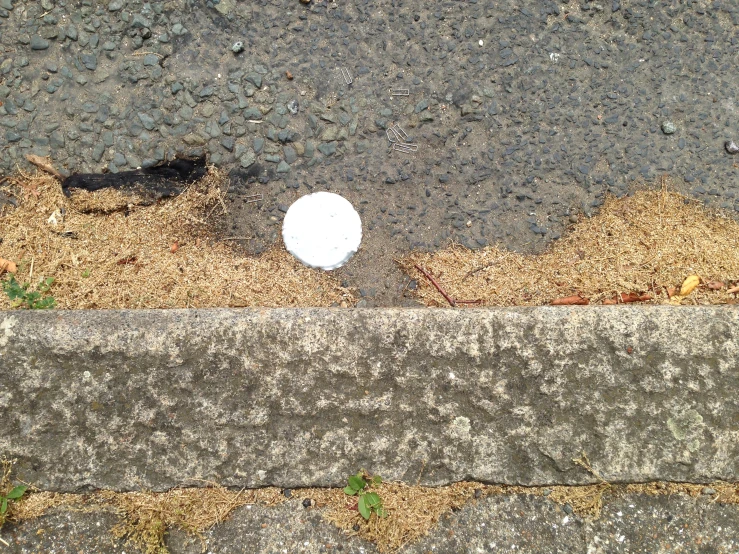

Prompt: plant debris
[
  {"left": 0, "top": 257, "right": 16, "bottom": 274},
  {"left": 5, "top": 480, "right": 739, "bottom": 554},
  {"left": 2, "top": 451, "right": 738, "bottom": 554},
  {"left": 0, "top": 167, "right": 354, "bottom": 310},
  {"left": 61, "top": 155, "right": 208, "bottom": 212},
  {"left": 402, "top": 182, "right": 739, "bottom": 307}
]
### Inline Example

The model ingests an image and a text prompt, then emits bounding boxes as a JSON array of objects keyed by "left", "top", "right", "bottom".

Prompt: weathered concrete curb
[{"left": 1, "top": 308, "right": 738, "bottom": 492}]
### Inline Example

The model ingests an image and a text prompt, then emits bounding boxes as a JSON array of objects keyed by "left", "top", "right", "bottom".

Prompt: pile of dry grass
[
  {"left": 402, "top": 182, "right": 739, "bottom": 307},
  {"left": 106, "top": 486, "right": 285, "bottom": 554},
  {"left": 299, "top": 481, "right": 507, "bottom": 553},
  {"left": 625, "top": 481, "right": 739, "bottom": 504},
  {"left": 0, "top": 166, "right": 354, "bottom": 309}
]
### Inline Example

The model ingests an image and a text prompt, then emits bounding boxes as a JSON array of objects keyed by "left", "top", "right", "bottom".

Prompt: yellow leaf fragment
[{"left": 679, "top": 275, "right": 700, "bottom": 297}]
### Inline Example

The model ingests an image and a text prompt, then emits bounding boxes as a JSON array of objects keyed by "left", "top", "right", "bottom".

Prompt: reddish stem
[{"left": 414, "top": 264, "right": 457, "bottom": 307}]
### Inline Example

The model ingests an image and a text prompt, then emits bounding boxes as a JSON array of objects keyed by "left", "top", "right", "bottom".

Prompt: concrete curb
[{"left": 1, "top": 307, "right": 738, "bottom": 492}]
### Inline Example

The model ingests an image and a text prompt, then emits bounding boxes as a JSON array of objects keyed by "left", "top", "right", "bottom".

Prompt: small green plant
[
  {"left": 0, "top": 458, "right": 28, "bottom": 529},
  {"left": 343, "top": 471, "right": 387, "bottom": 520},
  {"left": 81, "top": 269, "right": 91, "bottom": 278},
  {"left": 0, "top": 484, "right": 27, "bottom": 516},
  {"left": 2, "top": 276, "right": 56, "bottom": 309}
]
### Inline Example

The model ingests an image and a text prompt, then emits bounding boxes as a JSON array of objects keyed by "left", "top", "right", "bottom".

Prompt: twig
[
  {"left": 573, "top": 452, "right": 608, "bottom": 484},
  {"left": 0, "top": 536, "right": 9, "bottom": 546},
  {"left": 131, "top": 51, "right": 164, "bottom": 58},
  {"left": 233, "top": 193, "right": 263, "bottom": 204},
  {"left": 222, "top": 236, "right": 251, "bottom": 241},
  {"left": 25, "top": 154, "right": 62, "bottom": 179},
  {"left": 462, "top": 254, "right": 507, "bottom": 281},
  {"left": 414, "top": 264, "right": 456, "bottom": 307},
  {"left": 416, "top": 459, "right": 427, "bottom": 486}
]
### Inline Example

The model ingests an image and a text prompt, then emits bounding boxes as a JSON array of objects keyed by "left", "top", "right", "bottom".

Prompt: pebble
[
  {"left": 232, "top": 41, "right": 244, "bottom": 54},
  {"left": 30, "top": 36, "right": 50, "bottom": 50},
  {"left": 138, "top": 113, "right": 156, "bottom": 130},
  {"left": 661, "top": 121, "right": 676, "bottom": 135},
  {"left": 80, "top": 54, "right": 97, "bottom": 71},
  {"left": 283, "top": 145, "right": 297, "bottom": 164},
  {"left": 243, "top": 107, "right": 262, "bottom": 120},
  {"left": 240, "top": 150, "right": 256, "bottom": 168},
  {"left": 725, "top": 140, "right": 739, "bottom": 154},
  {"left": 287, "top": 99, "right": 299, "bottom": 115},
  {"left": 317, "top": 142, "right": 336, "bottom": 156},
  {"left": 302, "top": 498, "right": 312, "bottom": 508},
  {"left": 245, "top": 72, "right": 262, "bottom": 88},
  {"left": 414, "top": 99, "right": 429, "bottom": 113},
  {"left": 171, "top": 23, "right": 188, "bottom": 36},
  {"left": 701, "top": 487, "right": 717, "bottom": 496}
]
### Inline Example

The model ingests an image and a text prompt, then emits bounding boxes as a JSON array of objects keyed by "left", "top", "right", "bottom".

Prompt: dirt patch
[
  {"left": 402, "top": 181, "right": 739, "bottom": 307},
  {"left": 0, "top": 168, "right": 354, "bottom": 309}
]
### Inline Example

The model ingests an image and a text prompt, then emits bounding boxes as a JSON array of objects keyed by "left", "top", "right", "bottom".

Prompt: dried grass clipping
[
  {"left": 297, "top": 482, "right": 516, "bottom": 553},
  {"left": 4, "top": 480, "right": 739, "bottom": 554},
  {"left": 0, "top": 168, "right": 354, "bottom": 309},
  {"left": 106, "top": 486, "right": 285, "bottom": 554},
  {"left": 403, "top": 182, "right": 739, "bottom": 307},
  {"left": 625, "top": 481, "right": 739, "bottom": 504}
]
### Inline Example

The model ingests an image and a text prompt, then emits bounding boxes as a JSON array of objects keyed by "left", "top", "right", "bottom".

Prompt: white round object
[{"left": 282, "top": 192, "right": 362, "bottom": 270}]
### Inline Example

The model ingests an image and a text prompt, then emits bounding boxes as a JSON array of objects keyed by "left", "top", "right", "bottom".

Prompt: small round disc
[{"left": 282, "top": 192, "right": 362, "bottom": 270}]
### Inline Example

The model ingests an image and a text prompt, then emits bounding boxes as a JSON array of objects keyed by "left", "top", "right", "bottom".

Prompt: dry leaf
[
  {"left": 170, "top": 242, "right": 179, "bottom": 253},
  {"left": 617, "top": 292, "right": 652, "bottom": 303},
  {"left": 707, "top": 281, "right": 724, "bottom": 290},
  {"left": 0, "top": 257, "right": 18, "bottom": 274},
  {"left": 679, "top": 275, "right": 700, "bottom": 296},
  {"left": 551, "top": 295, "right": 589, "bottom": 305},
  {"left": 285, "top": 70, "right": 293, "bottom": 80}
]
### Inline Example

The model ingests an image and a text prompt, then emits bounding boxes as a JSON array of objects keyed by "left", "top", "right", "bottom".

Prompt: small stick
[
  {"left": 25, "top": 154, "right": 62, "bottom": 179},
  {"left": 456, "top": 299, "right": 483, "bottom": 305},
  {"left": 414, "top": 264, "right": 456, "bottom": 307},
  {"left": 131, "top": 51, "right": 164, "bottom": 58},
  {"left": 551, "top": 294, "right": 589, "bottom": 305},
  {"left": 728, "top": 285, "right": 739, "bottom": 294}
]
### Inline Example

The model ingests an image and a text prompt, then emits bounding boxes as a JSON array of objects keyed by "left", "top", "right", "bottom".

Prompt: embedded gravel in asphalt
[
  {"left": 3, "top": 494, "right": 738, "bottom": 553},
  {"left": 1, "top": 0, "right": 738, "bottom": 304}
]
